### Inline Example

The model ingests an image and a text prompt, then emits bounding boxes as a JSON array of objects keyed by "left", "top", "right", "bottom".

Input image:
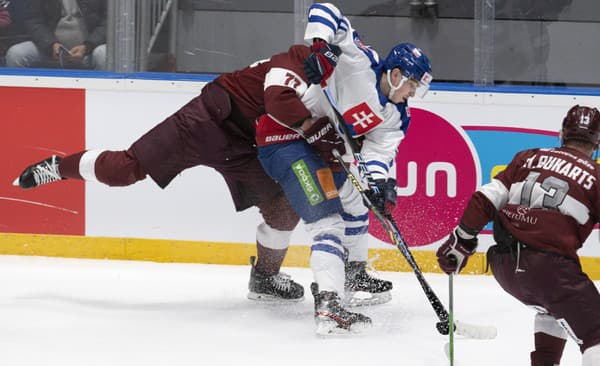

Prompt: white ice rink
[{"left": 0, "top": 255, "right": 591, "bottom": 366}]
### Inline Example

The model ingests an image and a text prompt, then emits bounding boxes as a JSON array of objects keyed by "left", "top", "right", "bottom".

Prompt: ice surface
[{"left": 0, "top": 255, "right": 589, "bottom": 366}]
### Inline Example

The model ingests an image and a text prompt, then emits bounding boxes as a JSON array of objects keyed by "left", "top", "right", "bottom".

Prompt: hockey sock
[
  {"left": 94, "top": 149, "right": 146, "bottom": 186},
  {"left": 255, "top": 242, "right": 288, "bottom": 276},
  {"left": 530, "top": 332, "right": 567, "bottom": 366},
  {"left": 58, "top": 151, "right": 85, "bottom": 179}
]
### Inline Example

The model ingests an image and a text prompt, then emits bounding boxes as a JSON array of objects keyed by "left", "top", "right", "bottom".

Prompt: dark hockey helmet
[{"left": 561, "top": 105, "right": 600, "bottom": 147}]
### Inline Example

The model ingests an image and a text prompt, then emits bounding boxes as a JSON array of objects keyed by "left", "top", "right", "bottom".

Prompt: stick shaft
[{"left": 449, "top": 273, "right": 454, "bottom": 365}]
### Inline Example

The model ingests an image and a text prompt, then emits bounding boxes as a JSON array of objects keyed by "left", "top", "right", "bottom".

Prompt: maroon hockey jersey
[
  {"left": 215, "top": 45, "right": 312, "bottom": 140},
  {"left": 461, "top": 146, "right": 600, "bottom": 259}
]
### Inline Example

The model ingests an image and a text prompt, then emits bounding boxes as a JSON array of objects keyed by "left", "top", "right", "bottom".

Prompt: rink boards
[{"left": 1, "top": 71, "right": 600, "bottom": 278}]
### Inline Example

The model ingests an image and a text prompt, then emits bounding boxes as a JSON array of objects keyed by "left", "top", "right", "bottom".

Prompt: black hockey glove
[
  {"left": 436, "top": 224, "right": 478, "bottom": 274},
  {"left": 303, "top": 40, "right": 342, "bottom": 86},
  {"left": 304, "top": 116, "right": 346, "bottom": 164},
  {"left": 364, "top": 178, "right": 397, "bottom": 215}
]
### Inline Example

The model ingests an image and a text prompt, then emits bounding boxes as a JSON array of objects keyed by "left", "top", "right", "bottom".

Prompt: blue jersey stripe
[
  {"left": 341, "top": 18, "right": 350, "bottom": 30},
  {"left": 352, "top": 31, "right": 378, "bottom": 68},
  {"left": 311, "top": 3, "right": 341, "bottom": 26},
  {"left": 366, "top": 160, "right": 389, "bottom": 172},
  {"left": 308, "top": 15, "right": 337, "bottom": 34}
]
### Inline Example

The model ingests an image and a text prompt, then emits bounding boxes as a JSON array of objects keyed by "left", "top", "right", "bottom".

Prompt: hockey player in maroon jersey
[
  {"left": 13, "top": 44, "right": 388, "bottom": 307},
  {"left": 437, "top": 105, "right": 600, "bottom": 365},
  {"left": 12, "top": 48, "right": 317, "bottom": 303}
]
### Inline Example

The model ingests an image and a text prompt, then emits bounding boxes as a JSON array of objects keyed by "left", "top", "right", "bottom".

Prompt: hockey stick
[
  {"left": 322, "top": 86, "right": 452, "bottom": 329},
  {"left": 323, "top": 86, "right": 496, "bottom": 339},
  {"left": 331, "top": 149, "right": 497, "bottom": 339}
]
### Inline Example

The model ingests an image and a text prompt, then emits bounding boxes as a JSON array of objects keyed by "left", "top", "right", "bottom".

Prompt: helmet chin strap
[{"left": 386, "top": 69, "right": 408, "bottom": 100}]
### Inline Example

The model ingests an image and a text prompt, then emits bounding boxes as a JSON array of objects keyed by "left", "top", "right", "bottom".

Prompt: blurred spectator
[
  {"left": 0, "top": 0, "right": 29, "bottom": 62},
  {"left": 0, "top": 1, "right": 11, "bottom": 29},
  {"left": 5, "top": 0, "right": 106, "bottom": 70}
]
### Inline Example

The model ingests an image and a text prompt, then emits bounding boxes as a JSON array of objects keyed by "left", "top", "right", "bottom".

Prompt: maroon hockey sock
[
  {"left": 59, "top": 151, "right": 85, "bottom": 180},
  {"left": 255, "top": 242, "right": 288, "bottom": 276},
  {"left": 95, "top": 149, "right": 146, "bottom": 186},
  {"left": 530, "top": 332, "right": 567, "bottom": 366}
]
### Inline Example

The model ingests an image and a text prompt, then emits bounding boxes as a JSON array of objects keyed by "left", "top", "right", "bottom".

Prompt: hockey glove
[
  {"left": 436, "top": 225, "right": 478, "bottom": 274},
  {"left": 303, "top": 40, "right": 342, "bottom": 86},
  {"left": 304, "top": 116, "right": 346, "bottom": 164},
  {"left": 364, "top": 179, "right": 397, "bottom": 215}
]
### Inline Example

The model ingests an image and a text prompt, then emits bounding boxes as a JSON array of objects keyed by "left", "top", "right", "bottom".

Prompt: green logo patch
[{"left": 292, "top": 160, "right": 323, "bottom": 206}]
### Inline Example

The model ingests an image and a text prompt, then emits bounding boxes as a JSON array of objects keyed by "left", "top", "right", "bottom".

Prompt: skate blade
[
  {"left": 343, "top": 290, "right": 392, "bottom": 307},
  {"left": 315, "top": 318, "right": 372, "bottom": 336},
  {"left": 247, "top": 292, "right": 304, "bottom": 303}
]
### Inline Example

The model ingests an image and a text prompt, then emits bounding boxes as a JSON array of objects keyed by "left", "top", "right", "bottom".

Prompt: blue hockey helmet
[{"left": 384, "top": 43, "right": 433, "bottom": 98}]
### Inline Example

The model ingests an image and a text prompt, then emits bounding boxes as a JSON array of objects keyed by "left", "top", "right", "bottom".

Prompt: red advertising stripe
[{"left": 1, "top": 86, "right": 85, "bottom": 235}]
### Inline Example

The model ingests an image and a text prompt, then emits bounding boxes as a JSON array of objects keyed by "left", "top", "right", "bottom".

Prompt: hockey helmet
[
  {"left": 384, "top": 43, "right": 433, "bottom": 98},
  {"left": 561, "top": 105, "right": 600, "bottom": 147}
]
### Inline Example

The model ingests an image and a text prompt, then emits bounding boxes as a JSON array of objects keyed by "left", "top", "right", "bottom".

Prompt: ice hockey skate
[
  {"left": 247, "top": 256, "right": 304, "bottom": 302},
  {"left": 13, "top": 155, "right": 63, "bottom": 189},
  {"left": 344, "top": 260, "right": 393, "bottom": 307},
  {"left": 311, "top": 282, "right": 372, "bottom": 335}
]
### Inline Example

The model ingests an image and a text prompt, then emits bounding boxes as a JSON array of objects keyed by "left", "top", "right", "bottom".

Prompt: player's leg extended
[
  {"left": 13, "top": 148, "right": 147, "bottom": 189},
  {"left": 337, "top": 179, "right": 393, "bottom": 307},
  {"left": 12, "top": 97, "right": 213, "bottom": 189},
  {"left": 258, "top": 141, "right": 371, "bottom": 334},
  {"left": 13, "top": 86, "right": 230, "bottom": 190}
]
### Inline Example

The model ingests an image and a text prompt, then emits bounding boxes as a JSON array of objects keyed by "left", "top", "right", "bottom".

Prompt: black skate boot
[
  {"left": 13, "top": 155, "right": 64, "bottom": 189},
  {"left": 247, "top": 256, "right": 304, "bottom": 302},
  {"left": 344, "top": 261, "right": 393, "bottom": 307},
  {"left": 311, "top": 282, "right": 372, "bottom": 335}
]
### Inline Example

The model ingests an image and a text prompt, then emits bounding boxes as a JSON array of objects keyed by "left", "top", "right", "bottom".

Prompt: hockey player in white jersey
[{"left": 255, "top": 3, "right": 433, "bottom": 334}]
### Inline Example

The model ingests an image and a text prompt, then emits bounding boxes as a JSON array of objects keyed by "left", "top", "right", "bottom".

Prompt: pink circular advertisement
[{"left": 369, "top": 108, "right": 480, "bottom": 246}]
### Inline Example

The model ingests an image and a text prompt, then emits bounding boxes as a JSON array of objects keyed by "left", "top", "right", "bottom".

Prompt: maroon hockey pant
[
  {"left": 61, "top": 82, "right": 298, "bottom": 232},
  {"left": 488, "top": 246, "right": 600, "bottom": 352}
]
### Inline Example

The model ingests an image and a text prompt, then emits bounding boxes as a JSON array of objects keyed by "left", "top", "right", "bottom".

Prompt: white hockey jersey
[{"left": 301, "top": 2, "right": 411, "bottom": 181}]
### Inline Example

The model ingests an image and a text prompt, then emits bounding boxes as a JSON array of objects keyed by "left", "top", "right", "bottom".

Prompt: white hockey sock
[
  {"left": 79, "top": 149, "right": 104, "bottom": 182},
  {"left": 256, "top": 222, "right": 292, "bottom": 250},
  {"left": 534, "top": 313, "right": 568, "bottom": 339}
]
